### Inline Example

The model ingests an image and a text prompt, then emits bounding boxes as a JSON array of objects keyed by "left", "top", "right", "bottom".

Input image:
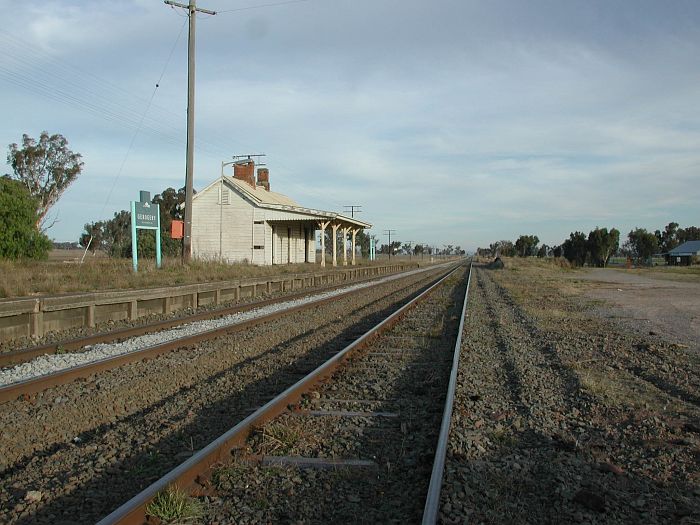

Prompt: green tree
[
  {"left": 0, "top": 177, "right": 51, "bottom": 259},
  {"left": 7, "top": 132, "right": 83, "bottom": 230},
  {"left": 104, "top": 210, "right": 132, "bottom": 257},
  {"left": 490, "top": 240, "right": 515, "bottom": 257},
  {"left": 587, "top": 227, "right": 620, "bottom": 267},
  {"left": 654, "top": 222, "right": 679, "bottom": 253},
  {"left": 562, "top": 231, "right": 588, "bottom": 267},
  {"left": 678, "top": 226, "right": 700, "bottom": 244},
  {"left": 537, "top": 244, "right": 550, "bottom": 258},
  {"left": 152, "top": 186, "right": 185, "bottom": 257},
  {"left": 79, "top": 221, "right": 106, "bottom": 253},
  {"left": 626, "top": 228, "right": 659, "bottom": 265},
  {"left": 514, "top": 235, "right": 539, "bottom": 257},
  {"left": 355, "top": 230, "right": 370, "bottom": 258}
]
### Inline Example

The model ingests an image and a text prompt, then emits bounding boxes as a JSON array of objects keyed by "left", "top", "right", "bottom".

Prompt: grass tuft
[
  {"left": 259, "top": 421, "right": 307, "bottom": 455},
  {"left": 145, "top": 485, "right": 203, "bottom": 524}
]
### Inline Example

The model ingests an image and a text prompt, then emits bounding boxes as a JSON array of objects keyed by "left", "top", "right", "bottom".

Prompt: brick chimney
[
  {"left": 256, "top": 168, "right": 270, "bottom": 191},
  {"left": 233, "top": 160, "right": 255, "bottom": 187}
]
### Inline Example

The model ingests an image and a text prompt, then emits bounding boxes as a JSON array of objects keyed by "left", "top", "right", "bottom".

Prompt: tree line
[
  {"left": 80, "top": 187, "right": 186, "bottom": 258},
  {"left": 477, "top": 222, "right": 699, "bottom": 267}
]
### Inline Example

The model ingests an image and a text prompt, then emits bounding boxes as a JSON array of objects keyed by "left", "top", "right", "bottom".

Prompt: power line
[
  {"left": 217, "top": 0, "right": 311, "bottom": 14},
  {"left": 0, "top": 30, "right": 237, "bottom": 160},
  {"left": 343, "top": 205, "right": 362, "bottom": 218},
  {"left": 81, "top": 16, "right": 189, "bottom": 262},
  {"left": 100, "top": 16, "right": 189, "bottom": 217}
]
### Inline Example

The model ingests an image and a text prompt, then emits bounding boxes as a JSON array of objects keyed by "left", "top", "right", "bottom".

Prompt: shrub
[{"left": 0, "top": 177, "right": 51, "bottom": 260}]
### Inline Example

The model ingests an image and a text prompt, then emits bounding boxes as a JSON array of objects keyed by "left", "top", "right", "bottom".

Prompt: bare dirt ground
[{"left": 572, "top": 268, "right": 700, "bottom": 350}]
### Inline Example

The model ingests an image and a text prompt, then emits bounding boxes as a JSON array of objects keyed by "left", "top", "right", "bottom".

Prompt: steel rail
[
  {"left": 96, "top": 263, "right": 465, "bottom": 525},
  {"left": 0, "top": 267, "right": 431, "bottom": 369},
  {"left": 0, "top": 264, "right": 455, "bottom": 404},
  {"left": 421, "top": 259, "right": 473, "bottom": 524}
]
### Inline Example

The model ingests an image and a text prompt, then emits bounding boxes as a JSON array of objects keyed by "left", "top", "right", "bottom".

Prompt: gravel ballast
[
  {"left": 440, "top": 264, "right": 700, "bottom": 524},
  {"left": 201, "top": 267, "right": 468, "bottom": 524},
  {"left": 0, "top": 266, "right": 448, "bottom": 525},
  {"left": 0, "top": 265, "right": 441, "bottom": 387}
]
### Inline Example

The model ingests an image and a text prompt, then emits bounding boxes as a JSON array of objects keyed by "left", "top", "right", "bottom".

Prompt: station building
[{"left": 191, "top": 159, "right": 371, "bottom": 266}]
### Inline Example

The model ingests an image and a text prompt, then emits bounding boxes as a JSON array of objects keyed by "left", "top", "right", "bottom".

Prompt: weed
[
  {"left": 253, "top": 497, "right": 270, "bottom": 510},
  {"left": 490, "top": 428, "right": 516, "bottom": 447},
  {"left": 429, "top": 315, "right": 445, "bottom": 338},
  {"left": 259, "top": 421, "right": 306, "bottom": 455},
  {"left": 145, "top": 485, "right": 203, "bottom": 524},
  {"left": 147, "top": 450, "right": 161, "bottom": 463}
]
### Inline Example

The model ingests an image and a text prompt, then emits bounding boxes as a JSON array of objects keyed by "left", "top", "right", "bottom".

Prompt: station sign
[
  {"left": 130, "top": 190, "right": 162, "bottom": 272},
  {"left": 134, "top": 201, "right": 159, "bottom": 229}
]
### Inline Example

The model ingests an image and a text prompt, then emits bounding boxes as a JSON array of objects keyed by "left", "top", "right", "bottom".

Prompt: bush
[{"left": 0, "top": 177, "right": 51, "bottom": 260}]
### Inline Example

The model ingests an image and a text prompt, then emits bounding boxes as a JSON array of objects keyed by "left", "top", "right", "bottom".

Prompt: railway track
[
  {"left": 0, "top": 263, "right": 461, "bottom": 525},
  {"left": 95, "top": 261, "right": 472, "bottom": 525},
  {"left": 0, "top": 267, "right": 432, "bottom": 369},
  {"left": 0, "top": 264, "right": 453, "bottom": 404}
]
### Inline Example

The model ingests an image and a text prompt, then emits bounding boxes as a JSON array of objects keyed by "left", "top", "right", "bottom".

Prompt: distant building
[
  {"left": 191, "top": 159, "right": 370, "bottom": 266},
  {"left": 665, "top": 240, "right": 700, "bottom": 266}
]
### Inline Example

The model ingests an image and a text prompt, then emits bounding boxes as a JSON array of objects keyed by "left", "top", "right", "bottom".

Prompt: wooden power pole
[{"left": 164, "top": 0, "right": 216, "bottom": 262}]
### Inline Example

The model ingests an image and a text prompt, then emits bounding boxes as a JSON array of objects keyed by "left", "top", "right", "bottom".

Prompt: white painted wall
[{"left": 192, "top": 179, "right": 321, "bottom": 265}]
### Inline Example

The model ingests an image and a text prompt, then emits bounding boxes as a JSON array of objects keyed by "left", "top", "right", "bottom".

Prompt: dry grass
[
  {"left": 0, "top": 254, "right": 402, "bottom": 299},
  {"left": 573, "top": 364, "right": 671, "bottom": 412},
  {"left": 256, "top": 419, "right": 319, "bottom": 456},
  {"left": 618, "top": 265, "right": 700, "bottom": 283},
  {"left": 499, "top": 256, "right": 573, "bottom": 272}
]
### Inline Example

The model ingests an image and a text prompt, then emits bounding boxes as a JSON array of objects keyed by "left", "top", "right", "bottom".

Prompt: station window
[
  {"left": 253, "top": 245, "right": 264, "bottom": 250},
  {"left": 253, "top": 220, "right": 264, "bottom": 224}
]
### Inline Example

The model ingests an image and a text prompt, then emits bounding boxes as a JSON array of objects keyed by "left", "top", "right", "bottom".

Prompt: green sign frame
[{"left": 130, "top": 192, "right": 161, "bottom": 272}]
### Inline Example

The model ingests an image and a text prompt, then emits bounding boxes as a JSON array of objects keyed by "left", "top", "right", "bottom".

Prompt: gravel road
[
  {"left": 440, "top": 264, "right": 700, "bottom": 524},
  {"left": 573, "top": 268, "right": 700, "bottom": 349},
  {"left": 0, "top": 266, "right": 446, "bottom": 524}
]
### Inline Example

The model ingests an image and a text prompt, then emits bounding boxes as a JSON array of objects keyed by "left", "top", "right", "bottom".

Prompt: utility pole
[
  {"left": 164, "top": 0, "right": 216, "bottom": 263},
  {"left": 384, "top": 229, "right": 396, "bottom": 261},
  {"left": 343, "top": 205, "right": 362, "bottom": 218}
]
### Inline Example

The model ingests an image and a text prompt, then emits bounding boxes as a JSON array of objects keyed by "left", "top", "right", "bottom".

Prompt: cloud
[{"left": 1, "top": 0, "right": 700, "bottom": 250}]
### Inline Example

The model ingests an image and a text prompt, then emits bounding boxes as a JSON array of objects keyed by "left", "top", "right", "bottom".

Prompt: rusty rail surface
[
  {"left": 96, "top": 263, "right": 466, "bottom": 525},
  {"left": 0, "top": 264, "right": 455, "bottom": 404}
]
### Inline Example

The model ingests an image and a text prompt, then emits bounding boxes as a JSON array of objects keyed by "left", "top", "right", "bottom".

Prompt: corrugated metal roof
[{"left": 669, "top": 240, "right": 700, "bottom": 255}]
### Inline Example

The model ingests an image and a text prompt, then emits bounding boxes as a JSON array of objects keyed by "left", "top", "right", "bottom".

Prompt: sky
[{"left": 1, "top": 0, "right": 699, "bottom": 251}]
